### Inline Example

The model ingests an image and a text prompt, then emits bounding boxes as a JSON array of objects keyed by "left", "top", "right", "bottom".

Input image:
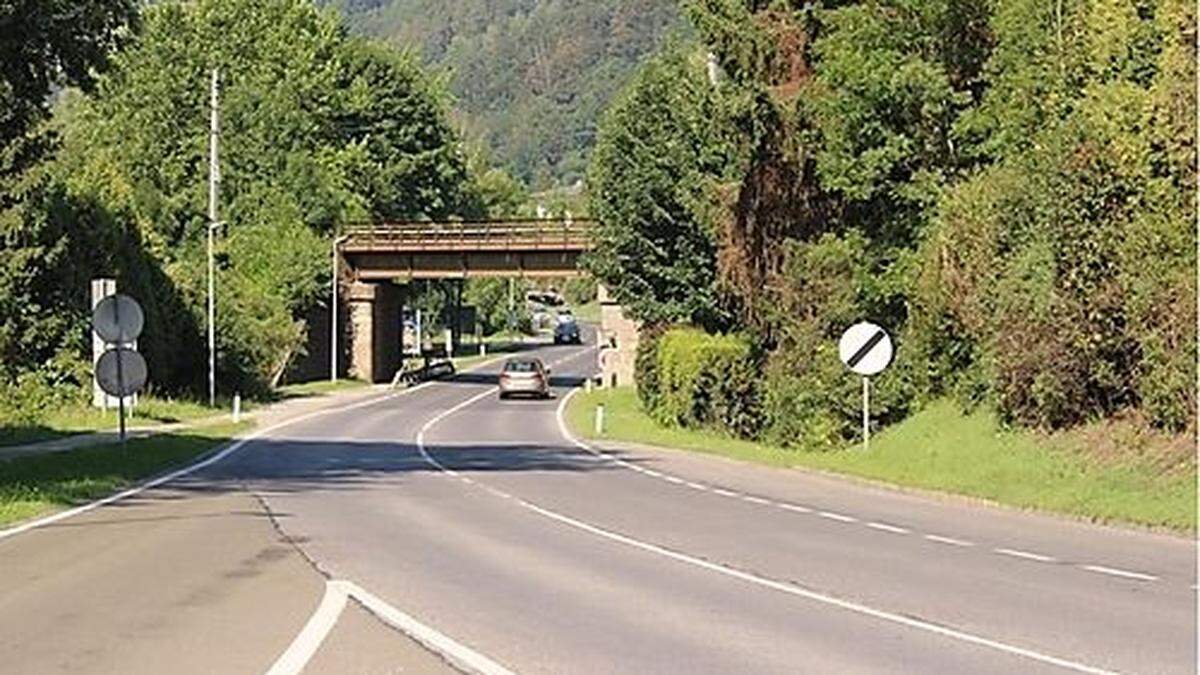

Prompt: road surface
[{"left": 0, "top": 336, "right": 1195, "bottom": 674}]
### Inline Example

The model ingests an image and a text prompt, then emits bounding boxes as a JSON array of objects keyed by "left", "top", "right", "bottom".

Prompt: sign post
[
  {"left": 93, "top": 294, "right": 148, "bottom": 445},
  {"left": 838, "top": 322, "right": 894, "bottom": 451}
]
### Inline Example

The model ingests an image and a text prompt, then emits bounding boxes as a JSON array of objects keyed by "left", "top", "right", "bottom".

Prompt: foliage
[
  {"left": 0, "top": 0, "right": 138, "bottom": 173},
  {"left": 915, "top": 0, "right": 1197, "bottom": 430},
  {"left": 327, "top": 0, "right": 681, "bottom": 189},
  {"left": 647, "top": 327, "right": 760, "bottom": 437},
  {"left": 587, "top": 43, "right": 740, "bottom": 329},
  {"left": 593, "top": 0, "right": 1195, "bottom": 444},
  {"left": 43, "top": 0, "right": 475, "bottom": 395}
]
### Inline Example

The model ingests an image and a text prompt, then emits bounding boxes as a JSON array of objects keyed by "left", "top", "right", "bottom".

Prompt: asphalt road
[{"left": 0, "top": 336, "right": 1195, "bottom": 674}]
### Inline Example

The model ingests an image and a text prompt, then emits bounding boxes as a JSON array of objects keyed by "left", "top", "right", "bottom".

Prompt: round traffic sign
[
  {"left": 95, "top": 348, "right": 148, "bottom": 397},
  {"left": 839, "top": 322, "right": 894, "bottom": 376},
  {"left": 92, "top": 294, "right": 144, "bottom": 344}
]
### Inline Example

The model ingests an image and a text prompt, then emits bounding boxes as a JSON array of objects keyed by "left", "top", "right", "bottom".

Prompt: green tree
[
  {"left": 54, "top": 0, "right": 474, "bottom": 393},
  {"left": 586, "top": 43, "right": 739, "bottom": 328}
]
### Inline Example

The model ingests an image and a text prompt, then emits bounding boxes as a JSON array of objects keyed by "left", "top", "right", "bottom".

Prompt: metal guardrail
[{"left": 341, "top": 219, "right": 594, "bottom": 251}]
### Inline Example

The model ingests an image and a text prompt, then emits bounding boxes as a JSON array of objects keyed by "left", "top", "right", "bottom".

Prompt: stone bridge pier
[{"left": 345, "top": 281, "right": 401, "bottom": 384}]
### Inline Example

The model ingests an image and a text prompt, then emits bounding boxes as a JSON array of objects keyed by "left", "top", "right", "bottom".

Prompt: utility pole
[{"left": 207, "top": 69, "right": 220, "bottom": 407}]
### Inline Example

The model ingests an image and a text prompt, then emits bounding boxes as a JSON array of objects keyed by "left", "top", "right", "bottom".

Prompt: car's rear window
[{"left": 504, "top": 360, "right": 540, "bottom": 372}]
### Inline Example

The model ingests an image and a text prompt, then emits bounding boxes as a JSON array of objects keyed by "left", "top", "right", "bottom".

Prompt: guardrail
[{"left": 341, "top": 219, "right": 595, "bottom": 251}]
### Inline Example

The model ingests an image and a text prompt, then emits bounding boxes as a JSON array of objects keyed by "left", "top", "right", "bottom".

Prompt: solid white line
[
  {"left": 344, "top": 581, "right": 516, "bottom": 675},
  {"left": 818, "top": 511, "right": 858, "bottom": 523},
  {"left": 470, "top": 387, "right": 1120, "bottom": 675},
  {"left": 266, "top": 580, "right": 350, "bottom": 675},
  {"left": 924, "top": 534, "right": 974, "bottom": 547},
  {"left": 1080, "top": 565, "right": 1158, "bottom": 582},
  {"left": 865, "top": 522, "right": 910, "bottom": 535},
  {"left": 995, "top": 548, "right": 1057, "bottom": 563}
]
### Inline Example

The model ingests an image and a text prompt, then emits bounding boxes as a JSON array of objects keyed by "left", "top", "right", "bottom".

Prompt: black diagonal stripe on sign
[{"left": 848, "top": 330, "right": 886, "bottom": 368}]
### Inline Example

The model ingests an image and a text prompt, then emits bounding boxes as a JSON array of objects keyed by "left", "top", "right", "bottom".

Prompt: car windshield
[{"left": 504, "top": 360, "right": 540, "bottom": 373}]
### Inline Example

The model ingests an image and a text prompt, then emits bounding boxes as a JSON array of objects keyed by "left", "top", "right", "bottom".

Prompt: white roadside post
[
  {"left": 595, "top": 403, "right": 605, "bottom": 436},
  {"left": 838, "top": 322, "right": 894, "bottom": 451}
]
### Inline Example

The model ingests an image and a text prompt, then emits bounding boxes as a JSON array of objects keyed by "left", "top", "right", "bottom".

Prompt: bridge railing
[{"left": 341, "top": 219, "right": 594, "bottom": 251}]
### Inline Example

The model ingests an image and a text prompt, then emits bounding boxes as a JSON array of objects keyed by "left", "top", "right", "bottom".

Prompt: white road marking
[
  {"left": 818, "top": 511, "right": 858, "bottom": 523},
  {"left": 664, "top": 475, "right": 685, "bottom": 485},
  {"left": 643, "top": 469, "right": 664, "bottom": 478},
  {"left": 0, "top": 381, "right": 440, "bottom": 542},
  {"left": 713, "top": 488, "right": 740, "bottom": 498},
  {"left": 268, "top": 579, "right": 516, "bottom": 675},
  {"left": 266, "top": 580, "right": 349, "bottom": 675},
  {"left": 685, "top": 481, "right": 708, "bottom": 491},
  {"left": 742, "top": 496, "right": 771, "bottom": 505},
  {"left": 345, "top": 580, "right": 516, "bottom": 675},
  {"left": 778, "top": 503, "right": 812, "bottom": 514},
  {"left": 424, "top": 395, "right": 1119, "bottom": 675},
  {"left": 865, "top": 522, "right": 910, "bottom": 535},
  {"left": 995, "top": 548, "right": 1057, "bottom": 563},
  {"left": 1080, "top": 565, "right": 1158, "bottom": 582},
  {"left": 925, "top": 534, "right": 974, "bottom": 547}
]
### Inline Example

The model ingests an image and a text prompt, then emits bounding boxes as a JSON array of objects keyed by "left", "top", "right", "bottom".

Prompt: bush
[
  {"left": 650, "top": 327, "right": 760, "bottom": 437},
  {"left": 634, "top": 323, "right": 668, "bottom": 414}
]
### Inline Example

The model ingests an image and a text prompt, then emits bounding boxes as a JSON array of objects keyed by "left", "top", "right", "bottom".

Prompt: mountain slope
[{"left": 327, "top": 0, "right": 680, "bottom": 189}]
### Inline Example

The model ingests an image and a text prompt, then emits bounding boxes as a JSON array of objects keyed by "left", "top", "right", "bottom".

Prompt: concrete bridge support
[{"left": 347, "top": 281, "right": 401, "bottom": 384}]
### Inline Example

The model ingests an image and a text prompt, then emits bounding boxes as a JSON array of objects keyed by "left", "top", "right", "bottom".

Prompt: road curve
[{"left": 0, "top": 336, "right": 1194, "bottom": 674}]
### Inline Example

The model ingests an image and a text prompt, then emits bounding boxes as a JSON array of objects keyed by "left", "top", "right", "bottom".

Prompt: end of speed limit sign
[{"left": 839, "top": 322, "right": 894, "bottom": 376}]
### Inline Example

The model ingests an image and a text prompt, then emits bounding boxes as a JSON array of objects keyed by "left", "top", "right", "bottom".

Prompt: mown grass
[
  {"left": 567, "top": 387, "right": 1196, "bottom": 532},
  {"left": 275, "top": 378, "right": 369, "bottom": 399},
  {"left": 0, "top": 396, "right": 231, "bottom": 448},
  {"left": 0, "top": 422, "right": 250, "bottom": 528}
]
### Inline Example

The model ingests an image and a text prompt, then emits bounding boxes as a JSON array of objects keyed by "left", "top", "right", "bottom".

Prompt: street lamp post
[
  {"left": 331, "top": 235, "right": 349, "bottom": 381},
  {"left": 207, "top": 68, "right": 220, "bottom": 407}
]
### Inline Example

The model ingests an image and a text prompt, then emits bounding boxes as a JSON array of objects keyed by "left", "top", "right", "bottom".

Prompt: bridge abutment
[{"left": 347, "top": 281, "right": 401, "bottom": 384}]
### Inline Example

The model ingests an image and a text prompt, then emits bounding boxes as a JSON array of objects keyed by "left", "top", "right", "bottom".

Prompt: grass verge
[
  {"left": 0, "top": 421, "right": 250, "bottom": 528},
  {"left": 0, "top": 396, "right": 236, "bottom": 448},
  {"left": 567, "top": 387, "right": 1196, "bottom": 533}
]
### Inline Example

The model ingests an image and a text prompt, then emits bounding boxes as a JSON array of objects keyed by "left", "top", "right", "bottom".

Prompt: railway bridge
[{"left": 326, "top": 219, "right": 636, "bottom": 385}]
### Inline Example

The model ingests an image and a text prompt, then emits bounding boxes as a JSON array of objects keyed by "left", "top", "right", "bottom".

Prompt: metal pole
[
  {"left": 207, "top": 68, "right": 220, "bottom": 407},
  {"left": 862, "top": 376, "right": 870, "bottom": 451}
]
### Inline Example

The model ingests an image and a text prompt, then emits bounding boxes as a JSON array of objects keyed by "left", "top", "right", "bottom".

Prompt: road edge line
[{"left": 343, "top": 581, "right": 517, "bottom": 675}]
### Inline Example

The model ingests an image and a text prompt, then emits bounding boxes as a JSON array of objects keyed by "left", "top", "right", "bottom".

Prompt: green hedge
[{"left": 645, "top": 327, "right": 760, "bottom": 437}]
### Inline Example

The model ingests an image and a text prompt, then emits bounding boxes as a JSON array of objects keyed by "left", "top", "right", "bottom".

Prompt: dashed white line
[
  {"left": 818, "top": 511, "right": 858, "bottom": 523},
  {"left": 1080, "top": 565, "right": 1158, "bottom": 582},
  {"left": 742, "top": 496, "right": 771, "bottom": 505},
  {"left": 995, "top": 548, "right": 1057, "bottom": 563},
  {"left": 433, "top": 393, "right": 1120, "bottom": 675},
  {"left": 712, "top": 488, "right": 740, "bottom": 498},
  {"left": 643, "top": 469, "right": 664, "bottom": 478},
  {"left": 865, "top": 522, "right": 910, "bottom": 535},
  {"left": 685, "top": 481, "right": 708, "bottom": 490},
  {"left": 664, "top": 475, "right": 685, "bottom": 485},
  {"left": 924, "top": 534, "right": 974, "bottom": 547},
  {"left": 778, "top": 503, "right": 812, "bottom": 514}
]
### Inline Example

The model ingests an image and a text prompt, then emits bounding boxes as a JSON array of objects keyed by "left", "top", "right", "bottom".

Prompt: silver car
[{"left": 498, "top": 358, "right": 551, "bottom": 399}]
